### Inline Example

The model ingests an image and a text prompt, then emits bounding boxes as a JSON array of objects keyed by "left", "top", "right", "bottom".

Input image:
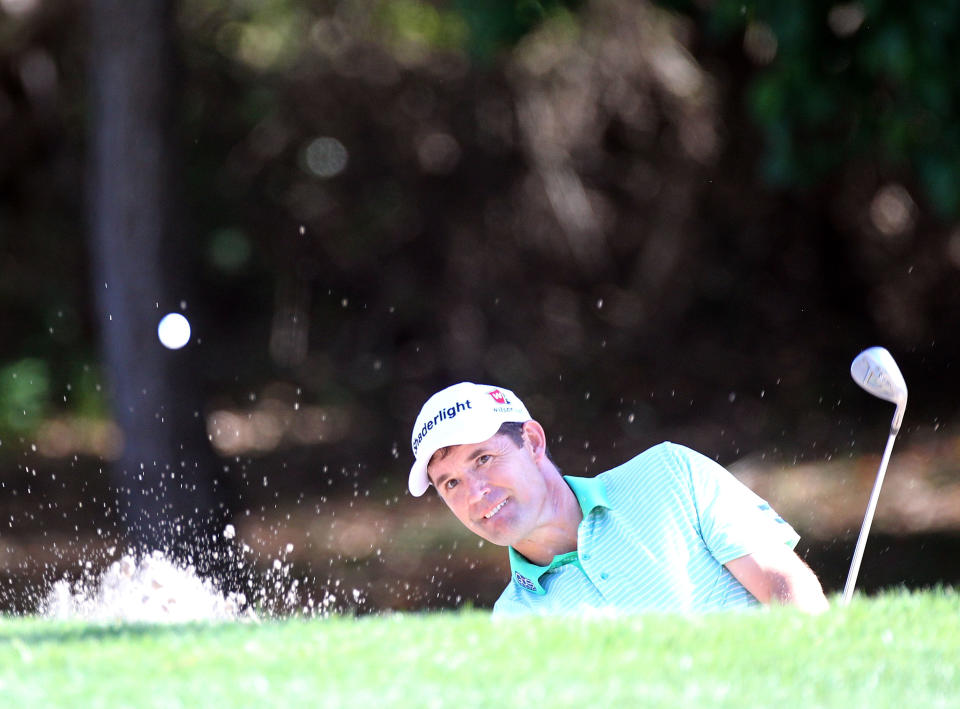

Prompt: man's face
[{"left": 426, "top": 429, "right": 549, "bottom": 547}]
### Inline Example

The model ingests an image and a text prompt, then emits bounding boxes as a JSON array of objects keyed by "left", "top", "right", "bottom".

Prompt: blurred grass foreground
[{"left": 2, "top": 591, "right": 959, "bottom": 708}]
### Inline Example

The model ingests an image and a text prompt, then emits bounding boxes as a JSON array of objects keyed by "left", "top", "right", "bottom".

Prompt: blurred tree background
[{"left": 1, "top": 0, "right": 959, "bottom": 612}]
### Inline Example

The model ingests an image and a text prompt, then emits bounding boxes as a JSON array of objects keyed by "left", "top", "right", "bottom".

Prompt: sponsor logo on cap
[
  {"left": 488, "top": 389, "right": 510, "bottom": 405},
  {"left": 411, "top": 399, "right": 473, "bottom": 455}
]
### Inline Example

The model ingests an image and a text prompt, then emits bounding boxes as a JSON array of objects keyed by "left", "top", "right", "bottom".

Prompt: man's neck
[{"left": 511, "top": 471, "right": 583, "bottom": 566}]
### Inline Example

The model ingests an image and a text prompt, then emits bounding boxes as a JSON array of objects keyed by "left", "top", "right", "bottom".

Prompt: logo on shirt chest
[{"left": 514, "top": 572, "right": 537, "bottom": 592}]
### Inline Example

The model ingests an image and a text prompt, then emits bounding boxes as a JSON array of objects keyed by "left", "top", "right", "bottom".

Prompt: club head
[{"left": 850, "top": 346, "right": 908, "bottom": 433}]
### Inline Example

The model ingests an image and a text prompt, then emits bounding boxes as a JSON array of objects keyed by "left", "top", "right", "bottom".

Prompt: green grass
[{"left": 2, "top": 590, "right": 958, "bottom": 708}]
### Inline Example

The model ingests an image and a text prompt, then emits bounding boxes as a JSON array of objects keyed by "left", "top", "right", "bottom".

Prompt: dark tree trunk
[{"left": 87, "top": 0, "right": 222, "bottom": 556}]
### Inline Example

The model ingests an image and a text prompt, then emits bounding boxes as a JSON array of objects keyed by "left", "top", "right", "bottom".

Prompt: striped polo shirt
[{"left": 493, "top": 441, "right": 799, "bottom": 616}]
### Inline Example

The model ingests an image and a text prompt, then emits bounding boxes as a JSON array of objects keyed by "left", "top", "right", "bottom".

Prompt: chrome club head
[
  {"left": 850, "top": 346, "right": 908, "bottom": 434},
  {"left": 843, "top": 346, "right": 909, "bottom": 605}
]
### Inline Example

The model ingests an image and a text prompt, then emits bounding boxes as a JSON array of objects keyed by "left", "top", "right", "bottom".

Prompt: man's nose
[{"left": 467, "top": 474, "right": 490, "bottom": 503}]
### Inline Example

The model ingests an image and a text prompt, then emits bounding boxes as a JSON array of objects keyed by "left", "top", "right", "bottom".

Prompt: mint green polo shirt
[{"left": 493, "top": 442, "right": 800, "bottom": 616}]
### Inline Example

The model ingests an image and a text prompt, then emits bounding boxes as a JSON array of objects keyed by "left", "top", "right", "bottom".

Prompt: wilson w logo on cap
[{"left": 488, "top": 389, "right": 510, "bottom": 404}]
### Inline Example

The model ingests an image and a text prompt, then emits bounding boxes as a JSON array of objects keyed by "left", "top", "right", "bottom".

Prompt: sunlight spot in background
[
  {"left": 869, "top": 183, "right": 916, "bottom": 239},
  {"left": 947, "top": 228, "right": 960, "bottom": 269},
  {"left": 214, "top": 21, "right": 288, "bottom": 71},
  {"left": 828, "top": 3, "right": 866, "bottom": 38},
  {"left": 416, "top": 131, "right": 461, "bottom": 174},
  {"left": 304, "top": 136, "right": 349, "bottom": 178},
  {"left": 0, "top": 0, "right": 40, "bottom": 17},
  {"left": 206, "top": 387, "right": 351, "bottom": 455},
  {"left": 17, "top": 49, "right": 57, "bottom": 103},
  {"left": 34, "top": 417, "right": 123, "bottom": 459},
  {"left": 157, "top": 313, "right": 192, "bottom": 350},
  {"left": 743, "top": 22, "right": 777, "bottom": 66},
  {"left": 649, "top": 43, "right": 702, "bottom": 100}
]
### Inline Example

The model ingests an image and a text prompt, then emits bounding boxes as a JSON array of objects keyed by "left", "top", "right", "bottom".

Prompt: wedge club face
[
  {"left": 850, "top": 346, "right": 908, "bottom": 433},
  {"left": 842, "top": 346, "right": 908, "bottom": 605}
]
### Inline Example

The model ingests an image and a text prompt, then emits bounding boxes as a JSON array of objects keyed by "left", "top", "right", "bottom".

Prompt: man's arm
[{"left": 725, "top": 546, "right": 830, "bottom": 614}]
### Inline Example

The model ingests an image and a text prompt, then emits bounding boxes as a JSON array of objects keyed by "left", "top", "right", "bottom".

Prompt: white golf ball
[{"left": 157, "top": 312, "right": 191, "bottom": 349}]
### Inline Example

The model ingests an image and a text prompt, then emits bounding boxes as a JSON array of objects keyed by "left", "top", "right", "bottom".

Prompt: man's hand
[{"left": 725, "top": 546, "right": 830, "bottom": 614}]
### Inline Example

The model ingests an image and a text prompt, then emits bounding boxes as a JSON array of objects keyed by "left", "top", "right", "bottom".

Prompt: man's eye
[
  {"left": 477, "top": 454, "right": 491, "bottom": 466},
  {"left": 445, "top": 479, "right": 459, "bottom": 490}
]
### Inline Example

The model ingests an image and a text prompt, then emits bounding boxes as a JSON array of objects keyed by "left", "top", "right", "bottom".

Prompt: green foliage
[
  {"left": 207, "top": 228, "right": 253, "bottom": 274},
  {"left": 64, "top": 363, "right": 110, "bottom": 420},
  {"left": 180, "top": 0, "right": 312, "bottom": 72},
  {"left": 454, "top": 0, "right": 583, "bottom": 59},
  {"left": 659, "top": 0, "right": 960, "bottom": 216},
  {"left": 0, "top": 359, "right": 50, "bottom": 434},
  {"left": 2, "top": 590, "right": 959, "bottom": 707},
  {"left": 179, "top": 0, "right": 580, "bottom": 69},
  {"left": 378, "top": 0, "right": 470, "bottom": 53},
  {"left": 0, "top": 357, "right": 106, "bottom": 442}
]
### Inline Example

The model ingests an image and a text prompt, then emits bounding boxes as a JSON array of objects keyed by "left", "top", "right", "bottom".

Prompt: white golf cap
[{"left": 408, "top": 382, "right": 531, "bottom": 497}]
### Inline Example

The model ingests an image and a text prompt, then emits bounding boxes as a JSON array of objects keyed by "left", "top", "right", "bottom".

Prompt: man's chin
[
  {"left": 471, "top": 526, "right": 515, "bottom": 548},
  {"left": 465, "top": 509, "right": 524, "bottom": 547}
]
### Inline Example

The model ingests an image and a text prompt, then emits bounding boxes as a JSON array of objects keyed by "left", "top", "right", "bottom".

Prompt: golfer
[{"left": 408, "top": 382, "right": 829, "bottom": 615}]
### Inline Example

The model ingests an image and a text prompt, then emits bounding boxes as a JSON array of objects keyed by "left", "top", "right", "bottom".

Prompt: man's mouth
[{"left": 483, "top": 499, "right": 507, "bottom": 519}]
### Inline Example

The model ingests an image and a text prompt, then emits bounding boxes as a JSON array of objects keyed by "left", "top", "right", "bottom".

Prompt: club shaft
[{"left": 841, "top": 429, "right": 898, "bottom": 605}]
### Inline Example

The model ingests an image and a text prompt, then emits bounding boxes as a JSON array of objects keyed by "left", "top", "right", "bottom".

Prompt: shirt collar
[
  {"left": 507, "top": 475, "right": 611, "bottom": 595},
  {"left": 563, "top": 474, "right": 611, "bottom": 517}
]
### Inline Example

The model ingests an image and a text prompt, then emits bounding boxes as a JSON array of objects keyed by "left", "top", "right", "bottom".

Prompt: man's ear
[{"left": 521, "top": 420, "right": 548, "bottom": 461}]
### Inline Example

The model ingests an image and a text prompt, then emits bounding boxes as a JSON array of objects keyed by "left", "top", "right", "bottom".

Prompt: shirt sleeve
[{"left": 666, "top": 442, "right": 800, "bottom": 565}]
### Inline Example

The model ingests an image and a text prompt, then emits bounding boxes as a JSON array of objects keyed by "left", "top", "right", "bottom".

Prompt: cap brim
[
  {"left": 407, "top": 418, "right": 512, "bottom": 497},
  {"left": 408, "top": 456, "right": 431, "bottom": 497}
]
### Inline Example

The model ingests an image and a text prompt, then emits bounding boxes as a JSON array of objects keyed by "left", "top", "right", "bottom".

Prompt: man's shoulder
[
  {"left": 593, "top": 441, "right": 707, "bottom": 513},
  {"left": 600, "top": 441, "right": 688, "bottom": 483}
]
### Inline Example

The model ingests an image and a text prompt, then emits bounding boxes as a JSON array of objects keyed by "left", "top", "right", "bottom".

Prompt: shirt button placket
[{"left": 580, "top": 551, "right": 594, "bottom": 589}]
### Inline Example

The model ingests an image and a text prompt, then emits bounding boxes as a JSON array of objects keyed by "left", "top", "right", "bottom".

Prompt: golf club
[{"left": 841, "top": 346, "right": 908, "bottom": 606}]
